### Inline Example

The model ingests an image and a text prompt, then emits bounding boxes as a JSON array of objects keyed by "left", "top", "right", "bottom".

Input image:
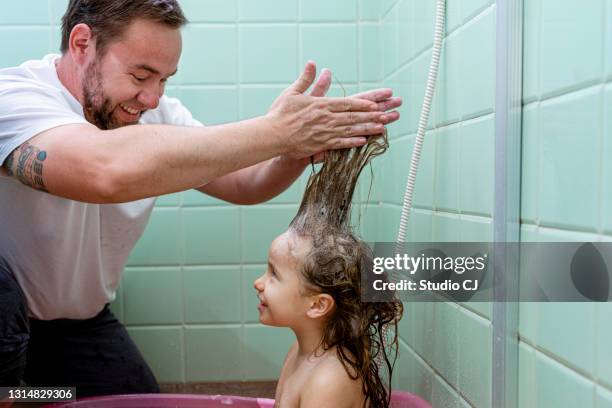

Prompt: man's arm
[
  {"left": 3, "top": 141, "right": 48, "bottom": 191},
  {"left": 2, "top": 117, "right": 280, "bottom": 203},
  {"left": 1, "top": 62, "right": 387, "bottom": 204},
  {"left": 197, "top": 155, "right": 306, "bottom": 205}
]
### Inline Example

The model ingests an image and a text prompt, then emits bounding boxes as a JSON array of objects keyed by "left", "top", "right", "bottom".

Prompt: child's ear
[{"left": 306, "top": 294, "right": 335, "bottom": 319}]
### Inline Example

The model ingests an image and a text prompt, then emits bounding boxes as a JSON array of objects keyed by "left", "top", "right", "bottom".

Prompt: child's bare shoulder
[
  {"left": 300, "top": 353, "right": 364, "bottom": 407},
  {"left": 310, "top": 355, "right": 361, "bottom": 387}
]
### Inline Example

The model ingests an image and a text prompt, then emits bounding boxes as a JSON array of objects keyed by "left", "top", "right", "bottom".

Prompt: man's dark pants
[{"left": 0, "top": 258, "right": 159, "bottom": 397}]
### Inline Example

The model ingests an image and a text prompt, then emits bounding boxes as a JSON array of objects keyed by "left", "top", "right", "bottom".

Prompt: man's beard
[{"left": 82, "top": 61, "right": 136, "bottom": 130}]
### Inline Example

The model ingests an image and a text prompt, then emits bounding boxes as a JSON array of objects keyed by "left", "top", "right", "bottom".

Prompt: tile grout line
[
  {"left": 520, "top": 339, "right": 612, "bottom": 395},
  {"left": 234, "top": 0, "right": 246, "bottom": 382}
]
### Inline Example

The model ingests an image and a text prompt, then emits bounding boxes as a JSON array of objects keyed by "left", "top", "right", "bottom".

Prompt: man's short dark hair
[{"left": 60, "top": 0, "right": 188, "bottom": 56}]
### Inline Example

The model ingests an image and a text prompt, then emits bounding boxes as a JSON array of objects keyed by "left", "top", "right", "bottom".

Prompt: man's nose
[{"left": 137, "top": 86, "right": 162, "bottom": 110}]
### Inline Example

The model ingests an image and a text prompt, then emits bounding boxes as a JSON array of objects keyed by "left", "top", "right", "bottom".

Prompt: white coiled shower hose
[
  {"left": 395, "top": 0, "right": 446, "bottom": 247},
  {"left": 379, "top": 0, "right": 446, "bottom": 376}
]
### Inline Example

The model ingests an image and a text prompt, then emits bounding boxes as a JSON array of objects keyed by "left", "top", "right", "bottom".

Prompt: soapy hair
[{"left": 289, "top": 131, "right": 403, "bottom": 408}]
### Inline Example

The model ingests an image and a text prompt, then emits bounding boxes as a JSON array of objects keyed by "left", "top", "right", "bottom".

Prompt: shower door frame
[{"left": 492, "top": 0, "right": 522, "bottom": 407}]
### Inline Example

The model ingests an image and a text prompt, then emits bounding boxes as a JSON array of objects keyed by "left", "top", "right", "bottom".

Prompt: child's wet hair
[{"left": 289, "top": 131, "right": 403, "bottom": 408}]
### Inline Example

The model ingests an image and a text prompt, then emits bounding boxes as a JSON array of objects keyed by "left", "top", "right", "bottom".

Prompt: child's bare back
[{"left": 274, "top": 341, "right": 366, "bottom": 408}]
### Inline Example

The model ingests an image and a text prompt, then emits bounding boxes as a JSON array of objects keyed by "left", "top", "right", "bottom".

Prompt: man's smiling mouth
[{"left": 119, "top": 103, "right": 141, "bottom": 115}]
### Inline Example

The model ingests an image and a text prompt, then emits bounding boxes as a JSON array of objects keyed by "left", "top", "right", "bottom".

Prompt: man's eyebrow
[{"left": 132, "top": 64, "right": 178, "bottom": 78}]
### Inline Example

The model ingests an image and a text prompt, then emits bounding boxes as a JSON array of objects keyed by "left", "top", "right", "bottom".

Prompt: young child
[{"left": 254, "top": 133, "right": 403, "bottom": 408}]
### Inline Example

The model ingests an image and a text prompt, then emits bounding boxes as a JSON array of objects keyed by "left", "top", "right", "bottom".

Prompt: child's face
[{"left": 253, "top": 230, "right": 312, "bottom": 327}]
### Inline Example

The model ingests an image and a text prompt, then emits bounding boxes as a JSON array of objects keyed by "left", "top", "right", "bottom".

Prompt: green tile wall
[
  {"left": 518, "top": 0, "right": 612, "bottom": 406},
  {"left": 540, "top": 0, "right": 603, "bottom": 98},
  {"left": 2, "top": 1, "right": 610, "bottom": 405},
  {"left": 301, "top": 0, "right": 357, "bottom": 22},
  {"left": 382, "top": 0, "right": 495, "bottom": 406},
  {"left": 0, "top": 0, "right": 381, "bottom": 387},
  {"left": 238, "top": 0, "right": 297, "bottom": 22},
  {"left": 434, "top": 35, "right": 461, "bottom": 126},
  {"left": 128, "top": 327, "right": 184, "bottom": 383},
  {"left": 184, "top": 326, "right": 242, "bottom": 381},
  {"left": 536, "top": 351, "right": 595, "bottom": 408},
  {"left": 0, "top": 27, "right": 52, "bottom": 67},
  {"left": 1, "top": 4, "right": 49, "bottom": 24},
  {"left": 183, "top": 266, "right": 242, "bottom": 324},
  {"left": 180, "top": 87, "right": 239, "bottom": 125},
  {"left": 242, "top": 326, "right": 294, "bottom": 380},
  {"left": 539, "top": 88, "right": 601, "bottom": 231},
  {"left": 598, "top": 386, "right": 612, "bottom": 408},
  {"left": 604, "top": 84, "right": 612, "bottom": 234},
  {"left": 239, "top": 26, "right": 297, "bottom": 83},
  {"left": 460, "top": 117, "right": 494, "bottom": 216},
  {"left": 123, "top": 267, "right": 183, "bottom": 325},
  {"left": 608, "top": 0, "right": 612, "bottom": 81},
  {"left": 128, "top": 209, "right": 181, "bottom": 266},
  {"left": 380, "top": 0, "right": 612, "bottom": 406},
  {"left": 300, "top": 24, "right": 359, "bottom": 83},
  {"left": 180, "top": 26, "right": 237, "bottom": 84},
  {"left": 359, "top": 24, "right": 382, "bottom": 81},
  {"left": 181, "top": 0, "right": 236, "bottom": 22}
]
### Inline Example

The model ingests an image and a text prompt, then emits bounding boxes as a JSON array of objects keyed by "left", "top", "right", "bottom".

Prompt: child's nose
[{"left": 253, "top": 276, "right": 264, "bottom": 291}]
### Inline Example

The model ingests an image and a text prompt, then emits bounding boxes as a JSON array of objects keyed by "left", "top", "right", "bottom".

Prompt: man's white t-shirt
[{"left": 0, "top": 54, "right": 203, "bottom": 320}]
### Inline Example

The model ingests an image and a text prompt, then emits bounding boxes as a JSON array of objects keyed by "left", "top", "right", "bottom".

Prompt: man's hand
[
  {"left": 293, "top": 64, "right": 403, "bottom": 164},
  {"left": 308, "top": 69, "right": 402, "bottom": 118},
  {"left": 308, "top": 67, "right": 332, "bottom": 98},
  {"left": 266, "top": 61, "right": 391, "bottom": 160}
]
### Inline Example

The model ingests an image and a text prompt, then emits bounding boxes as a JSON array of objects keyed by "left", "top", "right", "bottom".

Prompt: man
[{"left": 0, "top": 0, "right": 401, "bottom": 397}]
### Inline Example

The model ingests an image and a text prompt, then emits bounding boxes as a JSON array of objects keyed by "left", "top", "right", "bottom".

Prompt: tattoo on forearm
[
  {"left": 4, "top": 153, "right": 14, "bottom": 176},
  {"left": 5, "top": 142, "right": 48, "bottom": 191}
]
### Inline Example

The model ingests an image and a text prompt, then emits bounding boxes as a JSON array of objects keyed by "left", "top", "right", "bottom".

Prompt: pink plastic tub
[{"left": 44, "top": 391, "right": 431, "bottom": 408}]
